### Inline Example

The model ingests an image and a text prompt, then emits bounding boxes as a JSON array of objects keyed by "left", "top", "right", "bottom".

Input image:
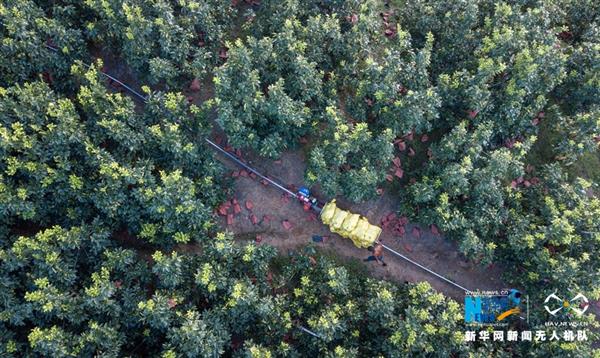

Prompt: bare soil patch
[
  {"left": 94, "top": 56, "right": 508, "bottom": 301},
  {"left": 213, "top": 145, "right": 507, "bottom": 300}
]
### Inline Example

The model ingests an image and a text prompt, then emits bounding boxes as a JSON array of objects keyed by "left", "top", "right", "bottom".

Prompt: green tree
[
  {"left": 0, "top": 0, "right": 86, "bottom": 91},
  {"left": 80, "top": 0, "right": 233, "bottom": 86},
  {"left": 503, "top": 165, "right": 600, "bottom": 298},
  {"left": 307, "top": 106, "right": 394, "bottom": 201},
  {"left": 341, "top": 23, "right": 440, "bottom": 137},
  {"left": 214, "top": 25, "right": 324, "bottom": 157}
]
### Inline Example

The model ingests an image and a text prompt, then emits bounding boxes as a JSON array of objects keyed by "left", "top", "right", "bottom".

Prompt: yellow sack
[
  {"left": 351, "top": 218, "right": 370, "bottom": 242},
  {"left": 320, "top": 201, "right": 336, "bottom": 224},
  {"left": 319, "top": 200, "right": 381, "bottom": 249},
  {"left": 364, "top": 225, "right": 382, "bottom": 247},
  {"left": 341, "top": 214, "right": 360, "bottom": 236},
  {"left": 331, "top": 208, "right": 348, "bottom": 230}
]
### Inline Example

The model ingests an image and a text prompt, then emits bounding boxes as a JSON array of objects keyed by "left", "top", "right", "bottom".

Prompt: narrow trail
[
  {"left": 92, "top": 50, "right": 507, "bottom": 301},
  {"left": 213, "top": 146, "right": 507, "bottom": 301}
]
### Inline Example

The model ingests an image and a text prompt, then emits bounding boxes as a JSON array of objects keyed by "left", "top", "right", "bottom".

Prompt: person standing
[{"left": 364, "top": 243, "right": 387, "bottom": 266}]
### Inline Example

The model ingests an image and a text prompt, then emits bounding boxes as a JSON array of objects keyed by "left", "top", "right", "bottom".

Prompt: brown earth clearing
[{"left": 212, "top": 145, "right": 507, "bottom": 300}]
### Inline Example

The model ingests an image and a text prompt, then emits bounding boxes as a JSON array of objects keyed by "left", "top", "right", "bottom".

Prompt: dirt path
[
  {"left": 92, "top": 57, "right": 507, "bottom": 301},
  {"left": 95, "top": 50, "right": 508, "bottom": 301},
  {"left": 213, "top": 146, "right": 507, "bottom": 300}
]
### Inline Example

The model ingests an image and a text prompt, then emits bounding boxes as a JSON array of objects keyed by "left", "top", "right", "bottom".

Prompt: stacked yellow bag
[
  {"left": 320, "top": 201, "right": 337, "bottom": 224},
  {"left": 319, "top": 200, "right": 381, "bottom": 248},
  {"left": 331, "top": 208, "right": 348, "bottom": 234},
  {"left": 341, "top": 214, "right": 359, "bottom": 237}
]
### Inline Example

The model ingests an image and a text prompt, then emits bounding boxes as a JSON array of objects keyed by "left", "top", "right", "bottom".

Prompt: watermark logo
[
  {"left": 465, "top": 289, "right": 524, "bottom": 325},
  {"left": 464, "top": 290, "right": 592, "bottom": 344},
  {"left": 544, "top": 293, "right": 589, "bottom": 316}
]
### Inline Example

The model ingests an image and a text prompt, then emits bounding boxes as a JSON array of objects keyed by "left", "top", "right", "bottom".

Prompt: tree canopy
[{"left": 1, "top": 0, "right": 599, "bottom": 356}]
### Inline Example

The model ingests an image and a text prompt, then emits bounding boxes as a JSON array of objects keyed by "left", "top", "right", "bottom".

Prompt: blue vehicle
[
  {"left": 298, "top": 186, "right": 311, "bottom": 198},
  {"left": 297, "top": 186, "right": 319, "bottom": 210}
]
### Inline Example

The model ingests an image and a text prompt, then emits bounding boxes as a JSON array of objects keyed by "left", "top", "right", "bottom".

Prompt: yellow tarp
[{"left": 320, "top": 200, "right": 381, "bottom": 248}]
